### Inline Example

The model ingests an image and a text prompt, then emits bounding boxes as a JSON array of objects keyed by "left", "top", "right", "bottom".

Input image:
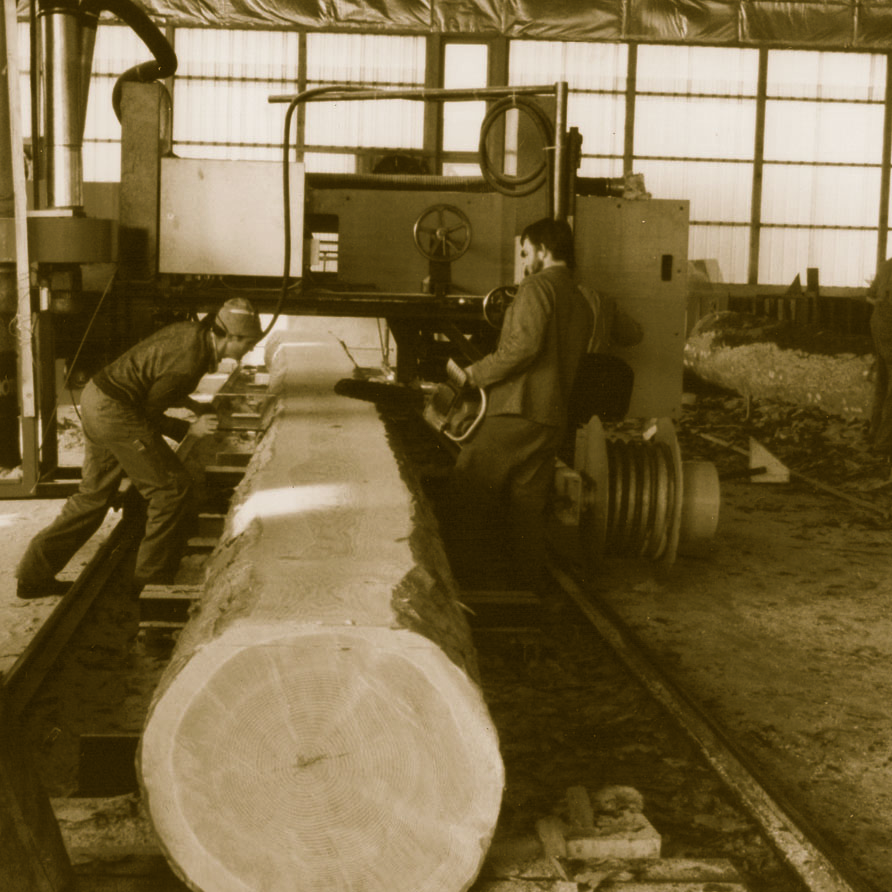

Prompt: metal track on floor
[{"left": 549, "top": 565, "right": 875, "bottom": 892}]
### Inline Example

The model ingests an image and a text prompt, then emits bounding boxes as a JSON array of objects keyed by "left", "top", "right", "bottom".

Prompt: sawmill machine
[{"left": 1, "top": 5, "right": 720, "bottom": 562}]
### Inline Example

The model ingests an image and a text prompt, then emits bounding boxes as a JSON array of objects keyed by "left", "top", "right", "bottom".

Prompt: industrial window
[
  {"left": 442, "top": 42, "right": 488, "bottom": 158},
  {"left": 508, "top": 40, "right": 626, "bottom": 178},
  {"left": 172, "top": 28, "right": 301, "bottom": 162},
  {"left": 634, "top": 44, "right": 759, "bottom": 284},
  {"left": 760, "top": 50, "right": 886, "bottom": 288},
  {"left": 304, "top": 33, "right": 425, "bottom": 173}
]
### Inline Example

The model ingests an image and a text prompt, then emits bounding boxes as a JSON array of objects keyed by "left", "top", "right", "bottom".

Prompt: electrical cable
[
  {"left": 477, "top": 96, "right": 554, "bottom": 196},
  {"left": 267, "top": 85, "right": 370, "bottom": 340}
]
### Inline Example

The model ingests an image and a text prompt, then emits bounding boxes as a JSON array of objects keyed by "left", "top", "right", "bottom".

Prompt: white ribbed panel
[
  {"left": 764, "top": 100, "right": 884, "bottom": 164},
  {"left": 635, "top": 94, "right": 756, "bottom": 160},
  {"left": 173, "top": 29, "right": 299, "bottom": 160},
  {"left": 762, "top": 165, "right": 881, "bottom": 226},
  {"left": 307, "top": 33, "right": 424, "bottom": 83},
  {"left": 689, "top": 224, "right": 750, "bottom": 283},
  {"left": 759, "top": 228, "right": 878, "bottom": 287},
  {"left": 636, "top": 45, "right": 759, "bottom": 96},
  {"left": 305, "top": 33, "right": 425, "bottom": 153},
  {"left": 442, "top": 44, "right": 487, "bottom": 153},
  {"left": 768, "top": 50, "right": 886, "bottom": 101},
  {"left": 509, "top": 40, "right": 627, "bottom": 91},
  {"left": 638, "top": 159, "right": 753, "bottom": 222}
]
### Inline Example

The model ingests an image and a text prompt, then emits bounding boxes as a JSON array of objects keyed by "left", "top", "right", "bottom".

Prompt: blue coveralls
[{"left": 16, "top": 321, "right": 216, "bottom": 587}]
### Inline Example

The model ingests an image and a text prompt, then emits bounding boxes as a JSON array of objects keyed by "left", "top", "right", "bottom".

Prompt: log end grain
[{"left": 139, "top": 623, "right": 504, "bottom": 892}]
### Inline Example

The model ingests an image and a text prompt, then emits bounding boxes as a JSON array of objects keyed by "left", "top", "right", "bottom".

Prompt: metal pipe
[
  {"left": 39, "top": 7, "right": 83, "bottom": 209},
  {"left": 269, "top": 84, "right": 560, "bottom": 104},
  {"left": 78, "top": 11, "right": 98, "bottom": 144}
]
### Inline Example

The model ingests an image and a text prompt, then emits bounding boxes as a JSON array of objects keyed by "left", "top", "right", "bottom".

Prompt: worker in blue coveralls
[
  {"left": 868, "top": 257, "right": 892, "bottom": 457},
  {"left": 15, "top": 298, "right": 263, "bottom": 599},
  {"left": 449, "top": 217, "right": 595, "bottom": 598}
]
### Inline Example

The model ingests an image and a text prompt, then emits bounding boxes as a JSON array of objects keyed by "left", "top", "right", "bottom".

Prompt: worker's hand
[
  {"left": 446, "top": 358, "right": 469, "bottom": 389},
  {"left": 190, "top": 413, "right": 220, "bottom": 438}
]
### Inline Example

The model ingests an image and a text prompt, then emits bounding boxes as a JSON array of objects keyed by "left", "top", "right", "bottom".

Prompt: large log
[
  {"left": 684, "top": 311, "right": 873, "bottom": 419},
  {"left": 138, "top": 334, "right": 503, "bottom": 892}
]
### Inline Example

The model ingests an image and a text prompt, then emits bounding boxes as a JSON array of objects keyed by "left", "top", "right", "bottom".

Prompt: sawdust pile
[{"left": 684, "top": 311, "right": 874, "bottom": 420}]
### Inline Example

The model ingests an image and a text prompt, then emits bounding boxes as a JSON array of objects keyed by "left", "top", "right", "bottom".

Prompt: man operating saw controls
[{"left": 449, "top": 217, "right": 595, "bottom": 599}]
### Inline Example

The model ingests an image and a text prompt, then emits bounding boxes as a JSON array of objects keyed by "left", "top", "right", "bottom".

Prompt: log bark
[
  {"left": 684, "top": 311, "right": 873, "bottom": 419},
  {"left": 138, "top": 334, "right": 503, "bottom": 892},
  {"left": 0, "top": 686, "right": 72, "bottom": 892}
]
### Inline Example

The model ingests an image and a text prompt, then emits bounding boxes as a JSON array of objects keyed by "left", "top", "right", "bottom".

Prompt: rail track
[{"left": 5, "top": 364, "right": 879, "bottom": 892}]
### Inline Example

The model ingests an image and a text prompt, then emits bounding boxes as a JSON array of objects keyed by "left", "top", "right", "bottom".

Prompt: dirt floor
[
  {"left": 7, "top": 357, "right": 892, "bottom": 890},
  {"left": 587, "top": 381, "right": 892, "bottom": 891}
]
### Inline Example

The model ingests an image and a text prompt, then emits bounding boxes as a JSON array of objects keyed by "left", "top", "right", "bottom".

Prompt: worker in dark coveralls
[
  {"left": 868, "top": 257, "right": 892, "bottom": 455},
  {"left": 15, "top": 298, "right": 263, "bottom": 599},
  {"left": 449, "top": 217, "right": 595, "bottom": 596}
]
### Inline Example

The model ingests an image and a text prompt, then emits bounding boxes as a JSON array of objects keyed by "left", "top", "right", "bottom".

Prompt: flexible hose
[
  {"left": 266, "top": 86, "right": 370, "bottom": 338},
  {"left": 478, "top": 96, "right": 554, "bottom": 196},
  {"left": 79, "top": 0, "right": 177, "bottom": 122}
]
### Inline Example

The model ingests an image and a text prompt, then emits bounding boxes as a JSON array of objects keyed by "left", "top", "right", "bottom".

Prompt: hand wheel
[
  {"left": 482, "top": 284, "right": 518, "bottom": 329},
  {"left": 413, "top": 204, "right": 472, "bottom": 261}
]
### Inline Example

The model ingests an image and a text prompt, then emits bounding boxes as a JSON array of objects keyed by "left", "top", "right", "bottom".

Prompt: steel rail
[
  {"left": 550, "top": 565, "right": 876, "bottom": 892},
  {"left": 4, "top": 491, "right": 144, "bottom": 719}
]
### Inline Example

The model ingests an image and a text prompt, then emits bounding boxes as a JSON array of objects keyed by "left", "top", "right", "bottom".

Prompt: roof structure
[{"left": 25, "top": 0, "right": 892, "bottom": 51}]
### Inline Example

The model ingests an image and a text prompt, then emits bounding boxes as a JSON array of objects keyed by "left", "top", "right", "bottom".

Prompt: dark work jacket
[
  {"left": 91, "top": 322, "right": 215, "bottom": 441},
  {"left": 467, "top": 265, "right": 595, "bottom": 429}
]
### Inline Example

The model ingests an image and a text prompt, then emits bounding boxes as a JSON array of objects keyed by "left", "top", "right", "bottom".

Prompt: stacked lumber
[{"left": 138, "top": 334, "right": 504, "bottom": 892}]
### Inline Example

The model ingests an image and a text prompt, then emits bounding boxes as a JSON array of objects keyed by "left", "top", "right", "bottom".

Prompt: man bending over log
[
  {"left": 448, "top": 217, "right": 595, "bottom": 599},
  {"left": 15, "top": 298, "right": 263, "bottom": 599}
]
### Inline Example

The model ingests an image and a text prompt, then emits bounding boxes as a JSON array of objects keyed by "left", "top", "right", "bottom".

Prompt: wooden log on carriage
[{"left": 138, "top": 333, "right": 503, "bottom": 892}]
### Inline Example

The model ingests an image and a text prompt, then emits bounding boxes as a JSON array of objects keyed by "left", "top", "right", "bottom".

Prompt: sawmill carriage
[{"left": 0, "top": 5, "right": 723, "bottom": 890}]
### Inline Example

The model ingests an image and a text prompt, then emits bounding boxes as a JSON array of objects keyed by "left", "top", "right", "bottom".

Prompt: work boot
[{"left": 16, "top": 577, "right": 72, "bottom": 599}]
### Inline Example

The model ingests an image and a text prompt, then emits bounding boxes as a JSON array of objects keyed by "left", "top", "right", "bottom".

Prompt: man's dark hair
[{"left": 521, "top": 217, "right": 576, "bottom": 270}]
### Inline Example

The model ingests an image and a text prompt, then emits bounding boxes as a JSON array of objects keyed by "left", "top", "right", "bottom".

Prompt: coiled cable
[{"left": 477, "top": 96, "right": 554, "bottom": 196}]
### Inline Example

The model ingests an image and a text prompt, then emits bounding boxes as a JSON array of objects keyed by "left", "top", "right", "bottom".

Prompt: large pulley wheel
[
  {"left": 482, "top": 284, "right": 518, "bottom": 329},
  {"left": 413, "top": 204, "right": 472, "bottom": 261}
]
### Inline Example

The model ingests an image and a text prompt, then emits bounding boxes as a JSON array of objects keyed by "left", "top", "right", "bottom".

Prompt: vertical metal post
[
  {"left": 553, "top": 81, "right": 568, "bottom": 220},
  {"left": 748, "top": 48, "right": 768, "bottom": 286},
  {"left": 423, "top": 33, "right": 443, "bottom": 173},
  {"left": 876, "top": 55, "right": 892, "bottom": 271},
  {"left": 3, "top": 1, "right": 39, "bottom": 487},
  {"left": 623, "top": 43, "right": 637, "bottom": 175}
]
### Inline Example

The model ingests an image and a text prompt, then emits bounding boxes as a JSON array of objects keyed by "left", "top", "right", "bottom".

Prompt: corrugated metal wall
[{"left": 16, "top": 21, "right": 891, "bottom": 287}]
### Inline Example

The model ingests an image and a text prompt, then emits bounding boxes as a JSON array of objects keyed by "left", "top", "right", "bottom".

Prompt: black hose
[
  {"left": 266, "top": 86, "right": 371, "bottom": 338},
  {"left": 478, "top": 96, "right": 554, "bottom": 196},
  {"left": 79, "top": 0, "right": 177, "bottom": 121}
]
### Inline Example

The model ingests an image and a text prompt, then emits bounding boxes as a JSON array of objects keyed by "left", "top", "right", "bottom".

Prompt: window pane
[
  {"left": 307, "top": 33, "right": 424, "bottom": 84},
  {"left": 765, "top": 101, "right": 884, "bottom": 165},
  {"left": 509, "top": 40, "right": 627, "bottom": 91},
  {"left": 305, "top": 99, "right": 423, "bottom": 149},
  {"left": 569, "top": 93, "right": 624, "bottom": 159},
  {"left": 443, "top": 44, "right": 488, "bottom": 153},
  {"left": 689, "top": 224, "right": 750, "bottom": 283},
  {"left": 637, "top": 160, "right": 752, "bottom": 222},
  {"left": 637, "top": 45, "right": 759, "bottom": 96},
  {"left": 174, "top": 81, "right": 289, "bottom": 154},
  {"left": 762, "top": 165, "right": 881, "bottom": 226},
  {"left": 759, "top": 228, "right": 877, "bottom": 286},
  {"left": 305, "top": 34, "right": 425, "bottom": 154},
  {"left": 768, "top": 50, "right": 886, "bottom": 101},
  {"left": 635, "top": 95, "right": 756, "bottom": 160}
]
